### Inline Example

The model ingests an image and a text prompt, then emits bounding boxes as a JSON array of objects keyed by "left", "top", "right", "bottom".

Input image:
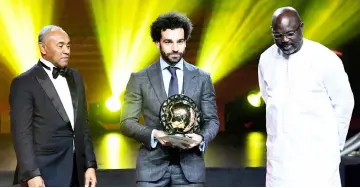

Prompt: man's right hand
[
  {"left": 153, "top": 130, "right": 171, "bottom": 146},
  {"left": 27, "top": 176, "right": 45, "bottom": 187}
]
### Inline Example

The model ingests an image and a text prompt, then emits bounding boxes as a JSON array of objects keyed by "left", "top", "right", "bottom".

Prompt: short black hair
[{"left": 150, "top": 11, "right": 193, "bottom": 42}]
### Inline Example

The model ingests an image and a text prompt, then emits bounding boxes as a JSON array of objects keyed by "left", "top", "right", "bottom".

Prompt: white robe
[{"left": 258, "top": 38, "right": 354, "bottom": 187}]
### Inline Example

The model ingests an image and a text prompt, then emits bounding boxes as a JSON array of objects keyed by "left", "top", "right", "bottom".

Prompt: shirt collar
[
  {"left": 160, "top": 56, "right": 184, "bottom": 71},
  {"left": 40, "top": 57, "right": 56, "bottom": 71}
]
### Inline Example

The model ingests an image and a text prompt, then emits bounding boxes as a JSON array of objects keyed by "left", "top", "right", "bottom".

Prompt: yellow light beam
[
  {"left": 0, "top": 0, "right": 56, "bottom": 75},
  {"left": 98, "top": 132, "right": 139, "bottom": 169},
  {"left": 88, "top": 0, "right": 201, "bottom": 98},
  {"left": 299, "top": 0, "right": 360, "bottom": 48},
  {"left": 245, "top": 132, "right": 266, "bottom": 167},
  {"left": 101, "top": 133, "right": 121, "bottom": 169},
  {"left": 197, "top": 0, "right": 292, "bottom": 83}
]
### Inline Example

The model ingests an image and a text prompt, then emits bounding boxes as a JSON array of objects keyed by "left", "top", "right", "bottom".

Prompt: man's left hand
[
  {"left": 85, "top": 168, "right": 97, "bottom": 187},
  {"left": 184, "top": 133, "right": 203, "bottom": 149}
]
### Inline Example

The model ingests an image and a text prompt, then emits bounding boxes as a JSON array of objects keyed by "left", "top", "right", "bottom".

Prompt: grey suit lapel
[
  {"left": 182, "top": 61, "right": 197, "bottom": 99},
  {"left": 147, "top": 60, "right": 167, "bottom": 104}
]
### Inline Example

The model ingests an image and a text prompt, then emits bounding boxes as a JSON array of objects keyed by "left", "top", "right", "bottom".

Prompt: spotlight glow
[
  {"left": 88, "top": 0, "right": 201, "bottom": 98},
  {"left": 106, "top": 97, "right": 121, "bottom": 112},
  {"left": 197, "top": 0, "right": 292, "bottom": 83},
  {"left": 245, "top": 132, "right": 265, "bottom": 167},
  {"left": 247, "top": 92, "right": 262, "bottom": 108},
  {"left": 300, "top": 0, "right": 360, "bottom": 48},
  {"left": 98, "top": 132, "right": 140, "bottom": 169},
  {"left": 197, "top": 0, "right": 360, "bottom": 83},
  {"left": 0, "top": 0, "right": 55, "bottom": 75}
]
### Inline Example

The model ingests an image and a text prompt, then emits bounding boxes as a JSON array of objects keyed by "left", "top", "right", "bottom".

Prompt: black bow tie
[
  {"left": 40, "top": 61, "right": 68, "bottom": 79},
  {"left": 52, "top": 67, "right": 68, "bottom": 79}
]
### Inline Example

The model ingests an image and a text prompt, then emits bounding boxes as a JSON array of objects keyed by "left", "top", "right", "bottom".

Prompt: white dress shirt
[
  {"left": 40, "top": 57, "right": 75, "bottom": 129},
  {"left": 160, "top": 56, "right": 184, "bottom": 96}
]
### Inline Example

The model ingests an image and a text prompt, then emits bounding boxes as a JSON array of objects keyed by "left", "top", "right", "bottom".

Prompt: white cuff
[
  {"left": 199, "top": 141, "right": 205, "bottom": 152},
  {"left": 151, "top": 130, "right": 158, "bottom": 148}
]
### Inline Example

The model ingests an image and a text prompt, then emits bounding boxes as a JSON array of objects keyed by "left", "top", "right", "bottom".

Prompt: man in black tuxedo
[{"left": 9, "top": 25, "right": 97, "bottom": 187}]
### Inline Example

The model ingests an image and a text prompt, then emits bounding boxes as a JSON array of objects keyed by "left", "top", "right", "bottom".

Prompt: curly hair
[{"left": 150, "top": 11, "right": 193, "bottom": 42}]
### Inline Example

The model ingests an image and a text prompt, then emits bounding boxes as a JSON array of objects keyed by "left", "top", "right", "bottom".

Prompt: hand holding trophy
[{"left": 158, "top": 94, "right": 203, "bottom": 149}]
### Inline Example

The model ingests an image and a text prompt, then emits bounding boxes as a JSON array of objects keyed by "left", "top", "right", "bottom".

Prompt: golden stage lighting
[
  {"left": 88, "top": 0, "right": 201, "bottom": 98},
  {"left": 299, "top": 0, "right": 360, "bottom": 48},
  {"left": 247, "top": 91, "right": 262, "bottom": 108},
  {"left": 106, "top": 96, "right": 121, "bottom": 112},
  {"left": 0, "top": 0, "right": 55, "bottom": 75},
  {"left": 197, "top": 0, "right": 293, "bottom": 83},
  {"left": 197, "top": 0, "right": 360, "bottom": 83},
  {"left": 245, "top": 132, "right": 265, "bottom": 167},
  {"left": 98, "top": 132, "right": 139, "bottom": 169}
]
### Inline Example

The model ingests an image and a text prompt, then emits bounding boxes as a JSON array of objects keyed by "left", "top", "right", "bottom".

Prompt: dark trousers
[
  {"left": 16, "top": 159, "right": 78, "bottom": 187},
  {"left": 70, "top": 154, "right": 79, "bottom": 187},
  {"left": 137, "top": 149, "right": 203, "bottom": 187},
  {"left": 136, "top": 163, "right": 203, "bottom": 187}
]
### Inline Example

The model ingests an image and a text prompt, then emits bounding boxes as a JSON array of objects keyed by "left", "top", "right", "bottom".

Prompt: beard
[
  {"left": 278, "top": 42, "right": 298, "bottom": 55},
  {"left": 160, "top": 46, "right": 184, "bottom": 66},
  {"left": 276, "top": 37, "right": 303, "bottom": 55}
]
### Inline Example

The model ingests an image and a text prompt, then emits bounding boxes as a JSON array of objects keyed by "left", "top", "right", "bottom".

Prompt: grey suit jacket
[{"left": 120, "top": 60, "right": 219, "bottom": 183}]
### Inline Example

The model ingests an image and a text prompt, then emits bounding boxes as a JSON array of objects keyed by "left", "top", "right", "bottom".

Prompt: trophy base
[{"left": 157, "top": 135, "right": 196, "bottom": 149}]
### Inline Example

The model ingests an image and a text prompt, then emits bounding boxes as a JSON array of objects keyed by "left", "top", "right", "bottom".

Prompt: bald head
[
  {"left": 272, "top": 7, "right": 302, "bottom": 30},
  {"left": 271, "top": 7, "right": 304, "bottom": 55}
]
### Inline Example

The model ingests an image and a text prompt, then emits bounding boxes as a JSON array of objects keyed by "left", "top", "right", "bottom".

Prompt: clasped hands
[{"left": 153, "top": 130, "right": 203, "bottom": 149}]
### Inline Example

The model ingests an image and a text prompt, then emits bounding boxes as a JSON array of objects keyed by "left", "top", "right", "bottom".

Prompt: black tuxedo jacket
[{"left": 9, "top": 61, "right": 97, "bottom": 186}]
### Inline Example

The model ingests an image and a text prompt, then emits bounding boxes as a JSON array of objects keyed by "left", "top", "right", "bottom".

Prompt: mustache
[
  {"left": 279, "top": 43, "right": 293, "bottom": 49},
  {"left": 167, "top": 52, "right": 182, "bottom": 55},
  {"left": 280, "top": 42, "right": 291, "bottom": 46}
]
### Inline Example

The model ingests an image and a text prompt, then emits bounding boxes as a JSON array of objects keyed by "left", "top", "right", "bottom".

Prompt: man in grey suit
[{"left": 120, "top": 12, "right": 219, "bottom": 187}]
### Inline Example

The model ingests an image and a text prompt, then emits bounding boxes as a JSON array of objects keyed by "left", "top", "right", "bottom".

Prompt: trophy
[{"left": 158, "top": 94, "right": 202, "bottom": 148}]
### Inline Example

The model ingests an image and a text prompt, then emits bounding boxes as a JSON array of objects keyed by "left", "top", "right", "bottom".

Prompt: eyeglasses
[{"left": 271, "top": 23, "right": 302, "bottom": 39}]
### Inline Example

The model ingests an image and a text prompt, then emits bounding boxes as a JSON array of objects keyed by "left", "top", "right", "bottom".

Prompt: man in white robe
[{"left": 258, "top": 6, "right": 355, "bottom": 187}]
